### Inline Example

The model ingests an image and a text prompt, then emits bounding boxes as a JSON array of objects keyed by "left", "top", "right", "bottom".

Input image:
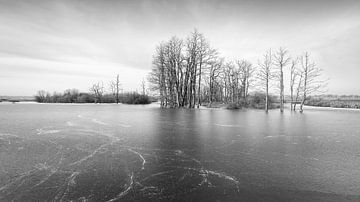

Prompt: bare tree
[
  {"left": 196, "top": 34, "right": 216, "bottom": 108},
  {"left": 110, "top": 74, "right": 121, "bottom": 104},
  {"left": 165, "top": 36, "right": 184, "bottom": 108},
  {"left": 35, "top": 90, "right": 47, "bottom": 103},
  {"left": 184, "top": 29, "right": 201, "bottom": 108},
  {"left": 274, "top": 47, "right": 291, "bottom": 112},
  {"left": 257, "top": 49, "right": 274, "bottom": 112},
  {"left": 90, "top": 82, "right": 104, "bottom": 103},
  {"left": 237, "top": 60, "right": 255, "bottom": 105},
  {"left": 222, "top": 62, "right": 235, "bottom": 103},
  {"left": 149, "top": 43, "right": 167, "bottom": 107},
  {"left": 208, "top": 57, "right": 223, "bottom": 107},
  {"left": 141, "top": 78, "right": 146, "bottom": 95},
  {"left": 299, "top": 52, "right": 326, "bottom": 112},
  {"left": 290, "top": 58, "right": 299, "bottom": 110},
  {"left": 294, "top": 70, "right": 304, "bottom": 110}
]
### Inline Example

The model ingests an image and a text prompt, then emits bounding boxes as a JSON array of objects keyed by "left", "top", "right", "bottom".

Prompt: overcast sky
[{"left": 1, "top": 0, "right": 359, "bottom": 96}]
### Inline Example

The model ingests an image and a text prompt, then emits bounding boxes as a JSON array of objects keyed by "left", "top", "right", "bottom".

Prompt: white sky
[{"left": 0, "top": 0, "right": 359, "bottom": 96}]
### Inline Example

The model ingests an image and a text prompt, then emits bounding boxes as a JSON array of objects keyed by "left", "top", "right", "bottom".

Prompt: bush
[
  {"left": 101, "top": 94, "right": 116, "bottom": 103},
  {"left": 77, "top": 93, "right": 95, "bottom": 103},
  {"left": 248, "top": 92, "right": 276, "bottom": 109},
  {"left": 226, "top": 102, "right": 242, "bottom": 109},
  {"left": 121, "top": 93, "right": 151, "bottom": 104},
  {"left": 34, "top": 89, "right": 152, "bottom": 104}
]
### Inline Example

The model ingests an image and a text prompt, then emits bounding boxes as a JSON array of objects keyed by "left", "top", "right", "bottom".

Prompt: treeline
[
  {"left": 308, "top": 94, "right": 360, "bottom": 100},
  {"left": 35, "top": 76, "right": 152, "bottom": 104},
  {"left": 305, "top": 96, "right": 360, "bottom": 109},
  {"left": 148, "top": 29, "right": 326, "bottom": 112},
  {"left": 35, "top": 89, "right": 151, "bottom": 104}
]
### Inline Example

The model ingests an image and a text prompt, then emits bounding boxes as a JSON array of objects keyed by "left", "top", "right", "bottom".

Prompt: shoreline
[{"left": 2, "top": 101, "right": 360, "bottom": 112}]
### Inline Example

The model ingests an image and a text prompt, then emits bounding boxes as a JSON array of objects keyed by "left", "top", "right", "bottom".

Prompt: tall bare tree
[
  {"left": 293, "top": 69, "right": 304, "bottom": 110},
  {"left": 258, "top": 49, "right": 274, "bottom": 112},
  {"left": 208, "top": 57, "right": 223, "bottom": 107},
  {"left": 110, "top": 74, "right": 121, "bottom": 104},
  {"left": 290, "top": 58, "right": 299, "bottom": 110},
  {"left": 166, "top": 36, "right": 183, "bottom": 107},
  {"left": 237, "top": 60, "right": 255, "bottom": 105},
  {"left": 184, "top": 29, "right": 201, "bottom": 108},
  {"left": 274, "top": 47, "right": 290, "bottom": 112},
  {"left": 196, "top": 37, "right": 216, "bottom": 108},
  {"left": 299, "top": 52, "right": 325, "bottom": 112},
  {"left": 141, "top": 78, "right": 146, "bottom": 95},
  {"left": 222, "top": 62, "right": 235, "bottom": 103}
]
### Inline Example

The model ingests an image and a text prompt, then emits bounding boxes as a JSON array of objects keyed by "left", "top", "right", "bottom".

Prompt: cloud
[{"left": 0, "top": 0, "right": 359, "bottom": 95}]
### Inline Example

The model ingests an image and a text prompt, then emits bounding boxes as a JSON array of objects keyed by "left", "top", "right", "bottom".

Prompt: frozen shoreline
[{"left": 1, "top": 101, "right": 360, "bottom": 112}]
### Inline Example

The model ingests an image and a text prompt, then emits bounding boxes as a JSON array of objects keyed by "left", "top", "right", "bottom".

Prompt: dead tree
[
  {"left": 274, "top": 47, "right": 290, "bottom": 112},
  {"left": 258, "top": 49, "right": 274, "bottom": 112}
]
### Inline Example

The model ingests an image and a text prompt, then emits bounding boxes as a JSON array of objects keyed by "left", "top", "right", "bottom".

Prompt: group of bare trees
[
  {"left": 258, "top": 49, "right": 325, "bottom": 112},
  {"left": 109, "top": 74, "right": 121, "bottom": 104},
  {"left": 148, "top": 30, "right": 256, "bottom": 108},
  {"left": 148, "top": 30, "right": 217, "bottom": 108},
  {"left": 36, "top": 74, "right": 152, "bottom": 104},
  {"left": 149, "top": 30, "right": 326, "bottom": 112},
  {"left": 89, "top": 74, "right": 124, "bottom": 103}
]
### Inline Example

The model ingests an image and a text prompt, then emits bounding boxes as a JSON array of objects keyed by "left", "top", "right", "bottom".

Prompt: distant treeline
[
  {"left": 305, "top": 96, "right": 360, "bottom": 109},
  {"left": 308, "top": 94, "right": 360, "bottom": 100},
  {"left": 0, "top": 96, "right": 34, "bottom": 102},
  {"left": 35, "top": 89, "right": 152, "bottom": 104}
]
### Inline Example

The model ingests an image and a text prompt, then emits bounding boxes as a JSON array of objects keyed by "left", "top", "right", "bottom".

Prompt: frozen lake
[{"left": 1, "top": 103, "right": 360, "bottom": 201}]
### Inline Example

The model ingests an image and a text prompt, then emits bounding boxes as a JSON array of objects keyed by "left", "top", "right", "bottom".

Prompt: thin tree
[
  {"left": 290, "top": 58, "right": 299, "bottom": 110},
  {"left": 258, "top": 49, "right": 274, "bottom": 112},
  {"left": 184, "top": 29, "right": 201, "bottom": 108},
  {"left": 208, "top": 57, "right": 223, "bottom": 107},
  {"left": 141, "top": 78, "right": 146, "bottom": 95},
  {"left": 110, "top": 74, "right": 121, "bottom": 104},
  {"left": 196, "top": 35, "right": 216, "bottom": 108},
  {"left": 294, "top": 70, "right": 304, "bottom": 110},
  {"left": 237, "top": 60, "right": 254, "bottom": 105},
  {"left": 299, "top": 52, "right": 326, "bottom": 112},
  {"left": 274, "top": 47, "right": 291, "bottom": 112}
]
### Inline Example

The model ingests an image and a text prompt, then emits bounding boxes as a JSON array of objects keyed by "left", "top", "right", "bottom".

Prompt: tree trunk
[
  {"left": 116, "top": 75, "right": 119, "bottom": 104},
  {"left": 280, "top": 66, "right": 284, "bottom": 112},
  {"left": 197, "top": 63, "right": 202, "bottom": 108},
  {"left": 265, "top": 81, "right": 269, "bottom": 112}
]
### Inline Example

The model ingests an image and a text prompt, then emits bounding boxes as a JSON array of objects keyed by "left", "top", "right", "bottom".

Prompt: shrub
[
  {"left": 248, "top": 92, "right": 276, "bottom": 109},
  {"left": 226, "top": 102, "right": 242, "bottom": 109},
  {"left": 34, "top": 89, "right": 152, "bottom": 104},
  {"left": 121, "top": 93, "right": 151, "bottom": 104}
]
